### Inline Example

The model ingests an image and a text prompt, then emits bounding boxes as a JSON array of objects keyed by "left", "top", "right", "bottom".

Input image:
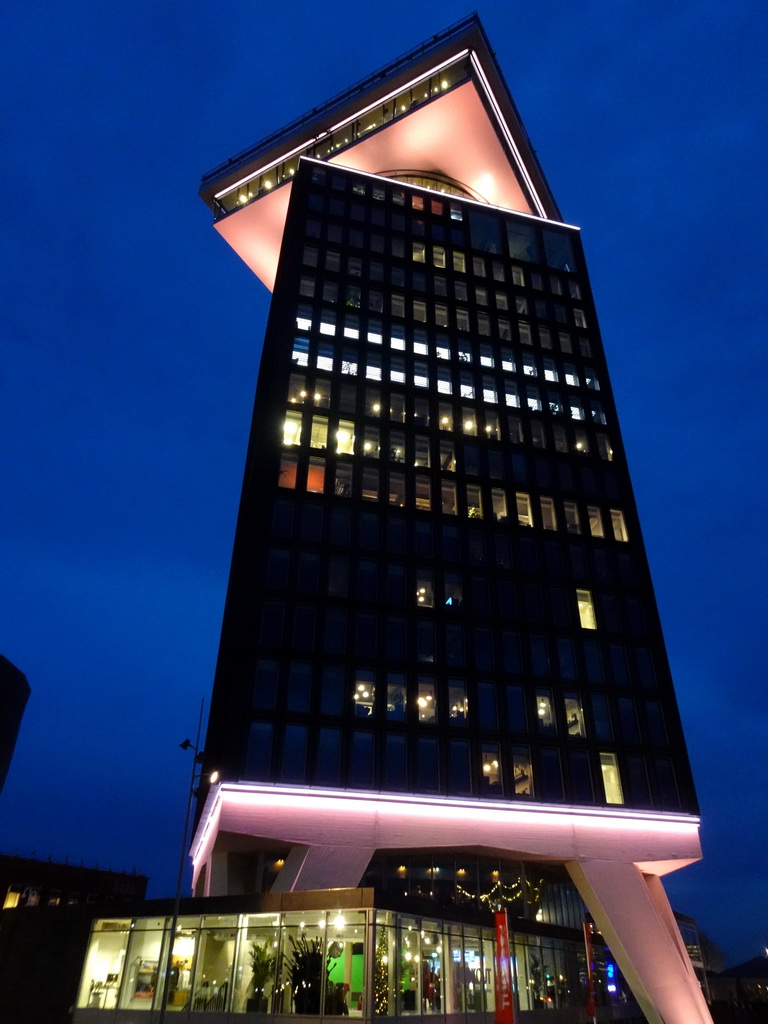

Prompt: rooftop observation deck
[{"left": 198, "top": 15, "right": 563, "bottom": 291}]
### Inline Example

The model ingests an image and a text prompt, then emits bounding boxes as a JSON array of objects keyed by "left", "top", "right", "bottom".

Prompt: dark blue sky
[{"left": 2, "top": 0, "right": 766, "bottom": 965}]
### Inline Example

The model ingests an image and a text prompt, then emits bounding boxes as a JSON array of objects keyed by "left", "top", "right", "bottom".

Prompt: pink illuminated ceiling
[
  {"left": 192, "top": 784, "right": 703, "bottom": 881},
  {"left": 214, "top": 80, "right": 539, "bottom": 293}
]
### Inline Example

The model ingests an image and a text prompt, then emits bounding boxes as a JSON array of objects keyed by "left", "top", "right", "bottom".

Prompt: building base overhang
[{"left": 191, "top": 782, "right": 702, "bottom": 891}]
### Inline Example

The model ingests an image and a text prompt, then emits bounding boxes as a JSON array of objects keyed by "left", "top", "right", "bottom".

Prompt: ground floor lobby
[{"left": 70, "top": 888, "right": 643, "bottom": 1022}]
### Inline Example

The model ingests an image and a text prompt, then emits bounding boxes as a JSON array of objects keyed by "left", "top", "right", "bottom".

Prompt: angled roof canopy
[{"left": 200, "top": 15, "right": 562, "bottom": 291}]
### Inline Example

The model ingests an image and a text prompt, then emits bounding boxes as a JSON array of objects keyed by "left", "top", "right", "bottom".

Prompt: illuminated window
[
  {"left": 279, "top": 452, "right": 298, "bottom": 489},
  {"left": 416, "top": 572, "right": 434, "bottom": 608},
  {"left": 366, "top": 352, "right": 381, "bottom": 381},
  {"left": 449, "top": 680, "right": 468, "bottom": 723},
  {"left": 386, "top": 674, "right": 406, "bottom": 721},
  {"left": 389, "top": 429, "right": 405, "bottom": 463},
  {"left": 484, "top": 411, "right": 501, "bottom": 439},
  {"left": 438, "top": 440, "right": 455, "bottom": 472},
  {"left": 441, "top": 481, "right": 457, "bottom": 515},
  {"left": 415, "top": 477, "right": 431, "bottom": 511},
  {"left": 570, "top": 398, "right": 585, "bottom": 421},
  {"left": 336, "top": 420, "right": 355, "bottom": 454},
  {"left": 600, "top": 752, "right": 624, "bottom": 804},
  {"left": 389, "top": 471, "right": 405, "bottom": 506},
  {"left": 576, "top": 589, "right": 597, "bottom": 630},
  {"left": 481, "top": 743, "right": 502, "bottom": 793},
  {"left": 482, "top": 378, "right": 497, "bottom": 405},
  {"left": 496, "top": 291, "right": 509, "bottom": 310},
  {"left": 596, "top": 433, "right": 614, "bottom": 461},
  {"left": 456, "top": 308, "right": 470, "bottom": 331},
  {"left": 610, "top": 509, "right": 629, "bottom": 541},
  {"left": 548, "top": 391, "right": 563, "bottom": 415},
  {"left": 432, "top": 245, "right": 446, "bottom": 268},
  {"left": 417, "top": 677, "right": 437, "bottom": 722},
  {"left": 564, "top": 501, "right": 581, "bottom": 534},
  {"left": 540, "top": 496, "right": 557, "bottom": 530},
  {"left": 414, "top": 436, "right": 430, "bottom": 468},
  {"left": 287, "top": 372, "right": 306, "bottom": 404},
  {"left": 309, "top": 415, "right": 328, "bottom": 448},
  {"left": 437, "top": 368, "right": 451, "bottom": 394},
  {"left": 516, "top": 492, "right": 533, "bottom": 527},
  {"left": 526, "top": 386, "right": 541, "bottom": 412},
  {"left": 511, "top": 746, "right": 532, "bottom": 796},
  {"left": 413, "top": 361, "right": 428, "bottom": 387},
  {"left": 574, "top": 309, "right": 588, "bottom": 328},
  {"left": 438, "top": 404, "right": 453, "bottom": 431},
  {"left": 591, "top": 400, "right": 606, "bottom": 424},
  {"left": 505, "top": 382, "right": 520, "bottom": 408},
  {"left": 543, "top": 358, "right": 558, "bottom": 382},
  {"left": 536, "top": 689, "right": 556, "bottom": 734},
  {"left": 452, "top": 251, "right": 466, "bottom": 273},
  {"left": 413, "top": 299, "right": 427, "bottom": 322},
  {"left": 466, "top": 484, "right": 482, "bottom": 519},
  {"left": 511, "top": 266, "right": 524, "bottom": 286},
  {"left": 317, "top": 341, "right": 333, "bottom": 372},
  {"left": 283, "top": 410, "right": 302, "bottom": 446},
  {"left": 292, "top": 336, "right": 310, "bottom": 366},
  {"left": 574, "top": 428, "right": 589, "bottom": 453},
  {"left": 588, "top": 506, "right": 604, "bottom": 538},
  {"left": 3, "top": 888, "right": 21, "bottom": 909},
  {"left": 412, "top": 241, "right": 426, "bottom": 262},
  {"left": 564, "top": 693, "right": 586, "bottom": 737},
  {"left": 362, "top": 467, "right": 378, "bottom": 501},
  {"left": 334, "top": 463, "right": 352, "bottom": 497},
  {"left": 353, "top": 670, "right": 375, "bottom": 717}
]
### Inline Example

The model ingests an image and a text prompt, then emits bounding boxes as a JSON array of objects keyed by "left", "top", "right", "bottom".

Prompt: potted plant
[
  {"left": 246, "top": 939, "right": 276, "bottom": 1013},
  {"left": 284, "top": 933, "right": 325, "bottom": 1014}
]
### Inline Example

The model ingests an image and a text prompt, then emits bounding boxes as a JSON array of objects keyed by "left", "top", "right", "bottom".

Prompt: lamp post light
[{"left": 157, "top": 699, "right": 217, "bottom": 1024}]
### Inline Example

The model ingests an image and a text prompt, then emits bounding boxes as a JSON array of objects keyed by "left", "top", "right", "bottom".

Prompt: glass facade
[
  {"left": 203, "top": 156, "right": 697, "bottom": 818},
  {"left": 75, "top": 904, "right": 631, "bottom": 1018}
]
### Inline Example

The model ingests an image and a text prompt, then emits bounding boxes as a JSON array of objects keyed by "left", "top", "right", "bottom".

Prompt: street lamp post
[{"left": 157, "top": 699, "right": 214, "bottom": 1024}]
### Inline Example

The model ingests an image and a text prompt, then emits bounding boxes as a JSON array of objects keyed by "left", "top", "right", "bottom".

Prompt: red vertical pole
[{"left": 494, "top": 909, "right": 515, "bottom": 1024}]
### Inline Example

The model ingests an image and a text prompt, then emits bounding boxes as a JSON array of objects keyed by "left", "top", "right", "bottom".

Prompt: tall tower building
[{"left": 193, "top": 16, "right": 711, "bottom": 1024}]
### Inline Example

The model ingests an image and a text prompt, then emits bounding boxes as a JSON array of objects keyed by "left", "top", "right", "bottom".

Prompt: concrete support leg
[
  {"left": 270, "top": 844, "right": 375, "bottom": 893},
  {"left": 207, "top": 850, "right": 229, "bottom": 897},
  {"left": 566, "top": 860, "right": 713, "bottom": 1024}
]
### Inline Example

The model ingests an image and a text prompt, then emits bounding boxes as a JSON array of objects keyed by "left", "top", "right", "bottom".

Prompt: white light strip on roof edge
[
  {"left": 468, "top": 52, "right": 547, "bottom": 219},
  {"left": 191, "top": 781, "right": 700, "bottom": 866},
  {"left": 218, "top": 781, "right": 700, "bottom": 824},
  {"left": 215, "top": 50, "right": 471, "bottom": 201}
]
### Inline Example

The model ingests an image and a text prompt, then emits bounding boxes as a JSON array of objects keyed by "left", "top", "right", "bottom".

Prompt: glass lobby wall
[
  {"left": 77, "top": 904, "right": 610, "bottom": 1017},
  {"left": 77, "top": 919, "right": 131, "bottom": 1009}
]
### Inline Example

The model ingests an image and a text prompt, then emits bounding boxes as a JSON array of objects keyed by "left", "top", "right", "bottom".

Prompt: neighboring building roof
[
  {"left": 0, "top": 852, "right": 148, "bottom": 909},
  {"left": 719, "top": 956, "right": 768, "bottom": 980}
]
